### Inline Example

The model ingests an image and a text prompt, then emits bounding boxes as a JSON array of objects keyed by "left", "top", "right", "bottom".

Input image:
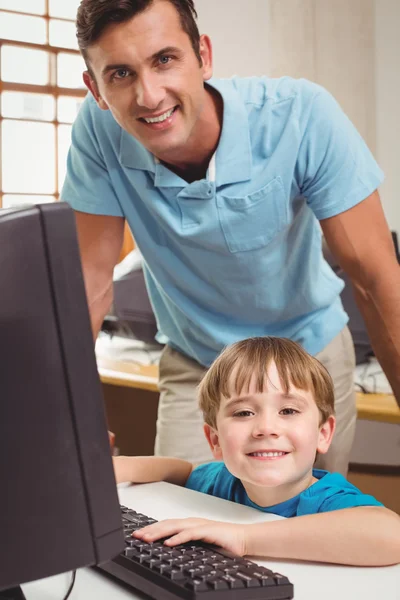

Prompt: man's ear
[
  {"left": 199, "top": 34, "right": 213, "bottom": 81},
  {"left": 83, "top": 71, "right": 109, "bottom": 110},
  {"left": 317, "top": 415, "right": 336, "bottom": 455},
  {"left": 203, "top": 423, "right": 223, "bottom": 460}
]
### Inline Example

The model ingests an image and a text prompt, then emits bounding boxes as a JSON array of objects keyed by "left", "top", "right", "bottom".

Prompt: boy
[{"left": 113, "top": 337, "right": 400, "bottom": 566}]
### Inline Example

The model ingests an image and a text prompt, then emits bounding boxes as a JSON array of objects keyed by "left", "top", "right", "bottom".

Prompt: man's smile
[{"left": 138, "top": 106, "right": 179, "bottom": 126}]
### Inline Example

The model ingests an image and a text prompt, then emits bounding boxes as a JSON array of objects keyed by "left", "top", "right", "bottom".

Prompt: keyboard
[{"left": 96, "top": 505, "right": 294, "bottom": 600}]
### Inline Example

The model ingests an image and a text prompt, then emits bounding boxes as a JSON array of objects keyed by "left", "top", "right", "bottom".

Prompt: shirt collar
[
  {"left": 118, "top": 77, "right": 252, "bottom": 186},
  {"left": 208, "top": 77, "right": 252, "bottom": 186}
]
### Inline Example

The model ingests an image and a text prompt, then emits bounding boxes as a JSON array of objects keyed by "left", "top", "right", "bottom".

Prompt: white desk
[{"left": 23, "top": 482, "right": 400, "bottom": 600}]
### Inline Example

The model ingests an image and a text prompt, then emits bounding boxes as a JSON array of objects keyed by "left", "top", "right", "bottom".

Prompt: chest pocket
[{"left": 216, "top": 177, "right": 288, "bottom": 253}]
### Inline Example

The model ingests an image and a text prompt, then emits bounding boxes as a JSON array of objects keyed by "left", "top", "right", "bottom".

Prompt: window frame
[{"left": 0, "top": 4, "right": 87, "bottom": 208}]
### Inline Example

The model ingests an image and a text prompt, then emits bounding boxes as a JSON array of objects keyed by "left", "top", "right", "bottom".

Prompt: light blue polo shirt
[{"left": 62, "top": 76, "right": 384, "bottom": 366}]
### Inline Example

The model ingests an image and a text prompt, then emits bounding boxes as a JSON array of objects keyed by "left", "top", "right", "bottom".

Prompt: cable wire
[{"left": 62, "top": 571, "right": 76, "bottom": 600}]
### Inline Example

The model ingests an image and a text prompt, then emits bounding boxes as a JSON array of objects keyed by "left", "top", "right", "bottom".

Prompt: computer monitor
[{"left": 0, "top": 203, "right": 124, "bottom": 597}]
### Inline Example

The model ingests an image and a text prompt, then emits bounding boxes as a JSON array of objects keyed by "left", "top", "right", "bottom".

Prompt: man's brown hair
[
  {"left": 76, "top": 0, "right": 201, "bottom": 71},
  {"left": 199, "top": 337, "right": 335, "bottom": 428}
]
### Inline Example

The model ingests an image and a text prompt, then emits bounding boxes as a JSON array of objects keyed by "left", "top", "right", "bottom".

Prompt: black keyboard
[{"left": 96, "top": 505, "right": 294, "bottom": 600}]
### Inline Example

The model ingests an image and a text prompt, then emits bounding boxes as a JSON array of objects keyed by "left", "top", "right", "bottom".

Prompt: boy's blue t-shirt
[{"left": 185, "top": 462, "right": 383, "bottom": 517}]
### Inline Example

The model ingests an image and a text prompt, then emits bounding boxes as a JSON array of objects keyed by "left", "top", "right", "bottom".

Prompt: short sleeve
[
  {"left": 61, "top": 96, "right": 124, "bottom": 217},
  {"left": 297, "top": 472, "right": 384, "bottom": 515},
  {"left": 317, "top": 489, "right": 384, "bottom": 512},
  {"left": 296, "top": 85, "right": 384, "bottom": 220},
  {"left": 185, "top": 462, "right": 226, "bottom": 494}
]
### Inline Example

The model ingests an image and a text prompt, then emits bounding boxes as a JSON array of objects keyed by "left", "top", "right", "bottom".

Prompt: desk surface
[
  {"left": 23, "top": 482, "right": 400, "bottom": 600},
  {"left": 97, "top": 356, "right": 400, "bottom": 424}
]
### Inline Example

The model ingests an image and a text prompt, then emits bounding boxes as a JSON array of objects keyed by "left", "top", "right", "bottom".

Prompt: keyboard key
[
  {"left": 185, "top": 579, "right": 209, "bottom": 592},
  {"left": 207, "top": 578, "right": 229, "bottom": 590},
  {"left": 274, "top": 573, "right": 291, "bottom": 585},
  {"left": 220, "top": 574, "right": 245, "bottom": 589},
  {"left": 234, "top": 572, "right": 261, "bottom": 587},
  {"left": 164, "top": 567, "right": 186, "bottom": 581}
]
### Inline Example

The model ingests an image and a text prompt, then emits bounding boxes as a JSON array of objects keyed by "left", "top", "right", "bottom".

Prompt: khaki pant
[{"left": 155, "top": 327, "right": 356, "bottom": 476}]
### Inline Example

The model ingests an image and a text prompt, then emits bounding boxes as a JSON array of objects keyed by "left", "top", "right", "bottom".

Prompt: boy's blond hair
[{"left": 199, "top": 337, "right": 335, "bottom": 428}]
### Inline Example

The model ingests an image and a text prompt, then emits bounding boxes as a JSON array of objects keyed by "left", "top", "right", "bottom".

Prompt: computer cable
[{"left": 62, "top": 571, "right": 76, "bottom": 600}]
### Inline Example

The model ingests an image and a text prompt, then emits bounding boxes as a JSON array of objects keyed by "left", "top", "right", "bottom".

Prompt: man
[{"left": 62, "top": 0, "right": 400, "bottom": 474}]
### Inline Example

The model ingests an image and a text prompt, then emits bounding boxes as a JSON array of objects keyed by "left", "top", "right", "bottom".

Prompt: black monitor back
[{"left": 0, "top": 203, "right": 124, "bottom": 591}]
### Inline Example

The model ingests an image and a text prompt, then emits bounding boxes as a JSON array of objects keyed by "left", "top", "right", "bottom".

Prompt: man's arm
[
  {"left": 134, "top": 506, "right": 400, "bottom": 566},
  {"left": 320, "top": 190, "right": 400, "bottom": 406},
  {"left": 113, "top": 456, "right": 193, "bottom": 487},
  {"left": 73, "top": 211, "right": 125, "bottom": 340}
]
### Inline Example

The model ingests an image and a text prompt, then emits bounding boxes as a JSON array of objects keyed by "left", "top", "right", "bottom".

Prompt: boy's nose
[{"left": 252, "top": 416, "right": 279, "bottom": 438}]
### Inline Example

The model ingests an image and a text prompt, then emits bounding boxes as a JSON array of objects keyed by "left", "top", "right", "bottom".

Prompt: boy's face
[
  {"left": 204, "top": 361, "right": 335, "bottom": 506},
  {"left": 83, "top": 0, "right": 213, "bottom": 161}
]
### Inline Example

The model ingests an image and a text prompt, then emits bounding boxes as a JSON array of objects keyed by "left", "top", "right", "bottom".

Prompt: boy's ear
[
  {"left": 317, "top": 415, "right": 336, "bottom": 455},
  {"left": 203, "top": 423, "right": 223, "bottom": 460}
]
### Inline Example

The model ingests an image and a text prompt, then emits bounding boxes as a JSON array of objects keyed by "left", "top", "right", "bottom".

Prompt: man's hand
[{"left": 133, "top": 518, "right": 248, "bottom": 556}]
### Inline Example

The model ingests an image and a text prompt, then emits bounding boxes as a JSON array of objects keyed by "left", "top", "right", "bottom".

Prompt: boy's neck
[{"left": 242, "top": 472, "right": 318, "bottom": 508}]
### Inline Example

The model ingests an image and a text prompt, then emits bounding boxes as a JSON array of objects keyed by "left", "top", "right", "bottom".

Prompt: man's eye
[
  {"left": 159, "top": 55, "right": 172, "bottom": 65},
  {"left": 280, "top": 408, "right": 299, "bottom": 416},
  {"left": 112, "top": 69, "right": 129, "bottom": 80}
]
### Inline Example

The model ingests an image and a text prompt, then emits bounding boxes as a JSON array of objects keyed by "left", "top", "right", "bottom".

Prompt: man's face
[
  {"left": 205, "top": 362, "right": 335, "bottom": 506},
  {"left": 83, "top": 0, "right": 213, "bottom": 159}
]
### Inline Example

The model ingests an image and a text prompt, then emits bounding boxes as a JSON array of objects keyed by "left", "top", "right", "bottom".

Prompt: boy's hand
[{"left": 133, "top": 518, "right": 248, "bottom": 556}]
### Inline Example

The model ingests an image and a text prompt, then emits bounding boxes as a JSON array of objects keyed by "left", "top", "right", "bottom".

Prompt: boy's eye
[
  {"left": 280, "top": 408, "right": 299, "bottom": 416},
  {"left": 233, "top": 410, "right": 254, "bottom": 418}
]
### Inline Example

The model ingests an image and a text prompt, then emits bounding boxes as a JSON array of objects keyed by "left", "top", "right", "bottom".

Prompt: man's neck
[{"left": 157, "top": 84, "right": 223, "bottom": 183}]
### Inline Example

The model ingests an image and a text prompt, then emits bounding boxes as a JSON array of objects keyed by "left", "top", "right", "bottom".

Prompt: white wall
[
  {"left": 196, "top": 0, "right": 400, "bottom": 233},
  {"left": 196, "top": 0, "right": 270, "bottom": 78},
  {"left": 375, "top": 0, "right": 400, "bottom": 234},
  {"left": 196, "top": 0, "right": 376, "bottom": 151}
]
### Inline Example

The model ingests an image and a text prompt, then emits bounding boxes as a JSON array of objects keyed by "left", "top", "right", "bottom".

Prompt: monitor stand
[{"left": 0, "top": 588, "right": 27, "bottom": 600}]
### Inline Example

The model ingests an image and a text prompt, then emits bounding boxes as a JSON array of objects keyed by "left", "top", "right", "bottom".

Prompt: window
[{"left": 0, "top": 0, "right": 86, "bottom": 208}]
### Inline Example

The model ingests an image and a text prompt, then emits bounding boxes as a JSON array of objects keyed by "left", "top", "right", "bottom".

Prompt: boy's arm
[
  {"left": 245, "top": 506, "right": 400, "bottom": 566},
  {"left": 134, "top": 506, "right": 400, "bottom": 566},
  {"left": 113, "top": 455, "right": 193, "bottom": 487}
]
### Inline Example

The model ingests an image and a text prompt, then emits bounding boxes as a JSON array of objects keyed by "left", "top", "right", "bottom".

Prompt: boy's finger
[
  {"left": 164, "top": 530, "right": 199, "bottom": 546},
  {"left": 165, "top": 525, "right": 217, "bottom": 547},
  {"left": 133, "top": 520, "right": 191, "bottom": 541},
  {"left": 133, "top": 524, "right": 175, "bottom": 540}
]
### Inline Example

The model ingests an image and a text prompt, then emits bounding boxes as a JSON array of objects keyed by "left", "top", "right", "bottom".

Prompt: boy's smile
[{"left": 204, "top": 361, "right": 335, "bottom": 507}]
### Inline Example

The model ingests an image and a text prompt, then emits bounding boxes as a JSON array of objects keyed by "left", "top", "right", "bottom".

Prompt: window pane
[
  {"left": 0, "top": 12, "right": 46, "bottom": 44},
  {"left": 49, "top": 0, "right": 80, "bottom": 20},
  {"left": 1, "top": 92, "right": 55, "bottom": 121},
  {"left": 1, "top": 46, "right": 49, "bottom": 85},
  {"left": 0, "top": 0, "right": 45, "bottom": 14},
  {"left": 58, "top": 124, "right": 72, "bottom": 191},
  {"left": 57, "top": 96, "right": 84, "bottom": 123},
  {"left": 57, "top": 53, "right": 86, "bottom": 89},
  {"left": 3, "top": 195, "right": 55, "bottom": 209},
  {"left": 49, "top": 19, "right": 78, "bottom": 50},
  {"left": 2, "top": 120, "right": 56, "bottom": 194}
]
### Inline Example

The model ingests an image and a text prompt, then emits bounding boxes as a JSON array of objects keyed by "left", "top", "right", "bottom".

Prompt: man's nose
[{"left": 135, "top": 75, "right": 165, "bottom": 110}]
